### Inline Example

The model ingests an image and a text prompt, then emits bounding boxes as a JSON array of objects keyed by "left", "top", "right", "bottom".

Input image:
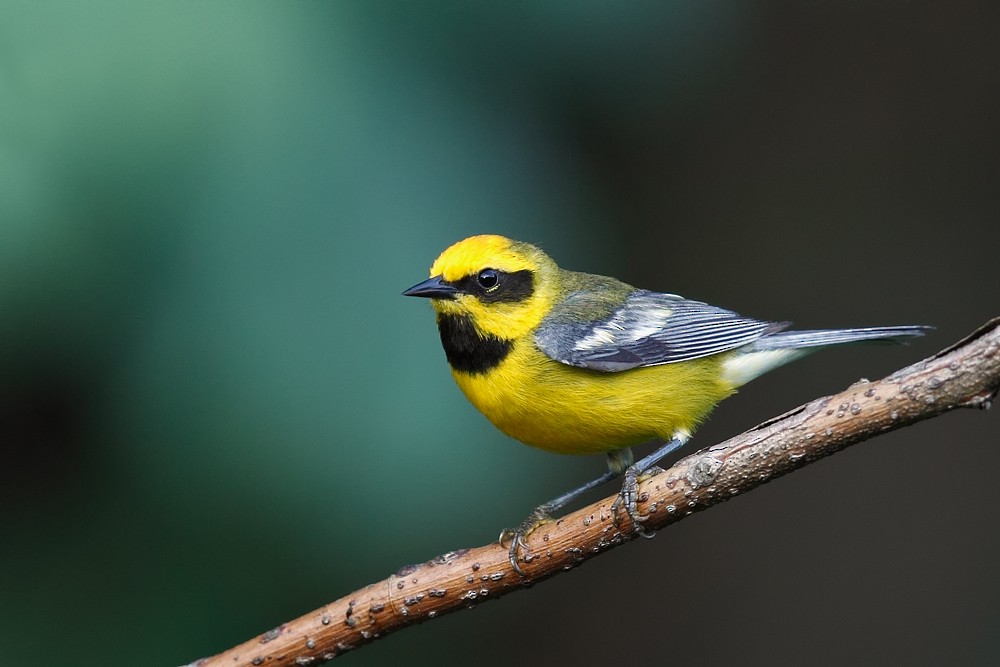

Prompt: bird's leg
[
  {"left": 612, "top": 432, "right": 691, "bottom": 535},
  {"left": 500, "top": 449, "right": 633, "bottom": 574}
]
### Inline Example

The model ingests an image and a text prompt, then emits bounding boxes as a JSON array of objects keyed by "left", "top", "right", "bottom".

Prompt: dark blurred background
[{"left": 2, "top": 2, "right": 998, "bottom": 665}]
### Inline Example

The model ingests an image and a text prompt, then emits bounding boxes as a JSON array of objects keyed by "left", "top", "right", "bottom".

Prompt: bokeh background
[{"left": 2, "top": 2, "right": 998, "bottom": 665}]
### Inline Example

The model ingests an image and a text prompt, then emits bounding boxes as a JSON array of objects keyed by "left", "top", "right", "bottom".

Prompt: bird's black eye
[{"left": 477, "top": 269, "right": 499, "bottom": 290}]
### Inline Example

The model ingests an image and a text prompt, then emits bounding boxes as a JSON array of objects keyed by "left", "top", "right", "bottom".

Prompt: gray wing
[{"left": 534, "top": 289, "right": 787, "bottom": 372}]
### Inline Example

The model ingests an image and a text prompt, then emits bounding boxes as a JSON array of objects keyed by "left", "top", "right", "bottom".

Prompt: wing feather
[{"left": 534, "top": 289, "right": 785, "bottom": 372}]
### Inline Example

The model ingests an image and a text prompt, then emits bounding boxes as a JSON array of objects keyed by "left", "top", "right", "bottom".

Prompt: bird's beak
[{"left": 402, "top": 275, "right": 459, "bottom": 300}]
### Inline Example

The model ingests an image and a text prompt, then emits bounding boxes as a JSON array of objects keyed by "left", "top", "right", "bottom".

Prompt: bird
[{"left": 403, "top": 234, "right": 930, "bottom": 572}]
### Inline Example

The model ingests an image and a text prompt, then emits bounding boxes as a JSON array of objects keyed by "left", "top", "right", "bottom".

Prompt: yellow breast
[{"left": 451, "top": 339, "right": 735, "bottom": 455}]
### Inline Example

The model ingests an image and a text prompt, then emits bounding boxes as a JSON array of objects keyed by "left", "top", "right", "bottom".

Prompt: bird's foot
[
  {"left": 499, "top": 505, "right": 554, "bottom": 575},
  {"left": 611, "top": 464, "right": 664, "bottom": 537}
]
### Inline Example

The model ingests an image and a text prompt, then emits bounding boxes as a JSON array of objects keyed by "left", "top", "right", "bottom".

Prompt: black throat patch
[{"left": 436, "top": 313, "right": 513, "bottom": 375}]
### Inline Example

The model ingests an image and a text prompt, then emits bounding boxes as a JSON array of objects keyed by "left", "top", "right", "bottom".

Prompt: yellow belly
[{"left": 451, "top": 339, "right": 735, "bottom": 455}]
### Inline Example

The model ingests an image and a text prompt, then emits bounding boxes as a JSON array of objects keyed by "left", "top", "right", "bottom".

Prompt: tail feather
[
  {"left": 750, "top": 325, "right": 933, "bottom": 351},
  {"left": 721, "top": 324, "right": 932, "bottom": 387}
]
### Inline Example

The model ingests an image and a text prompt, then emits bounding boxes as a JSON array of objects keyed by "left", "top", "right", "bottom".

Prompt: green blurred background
[{"left": 2, "top": 2, "right": 998, "bottom": 665}]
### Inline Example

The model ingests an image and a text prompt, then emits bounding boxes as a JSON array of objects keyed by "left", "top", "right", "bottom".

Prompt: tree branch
[{"left": 187, "top": 317, "right": 1000, "bottom": 667}]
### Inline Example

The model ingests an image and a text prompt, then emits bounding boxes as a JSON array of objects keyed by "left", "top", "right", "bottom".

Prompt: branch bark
[{"left": 187, "top": 317, "right": 1000, "bottom": 667}]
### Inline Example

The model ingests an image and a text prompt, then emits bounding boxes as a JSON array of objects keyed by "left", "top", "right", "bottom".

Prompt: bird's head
[{"left": 403, "top": 235, "right": 560, "bottom": 339}]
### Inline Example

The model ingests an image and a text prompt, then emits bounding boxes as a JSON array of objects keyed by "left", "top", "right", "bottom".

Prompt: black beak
[{"left": 402, "top": 275, "right": 459, "bottom": 299}]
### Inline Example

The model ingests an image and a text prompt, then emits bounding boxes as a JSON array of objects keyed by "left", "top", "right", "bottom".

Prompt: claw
[
  {"left": 499, "top": 506, "right": 552, "bottom": 575},
  {"left": 611, "top": 464, "right": 665, "bottom": 535}
]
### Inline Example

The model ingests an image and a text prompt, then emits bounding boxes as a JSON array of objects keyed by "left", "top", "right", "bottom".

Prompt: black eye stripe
[{"left": 454, "top": 269, "right": 535, "bottom": 303}]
